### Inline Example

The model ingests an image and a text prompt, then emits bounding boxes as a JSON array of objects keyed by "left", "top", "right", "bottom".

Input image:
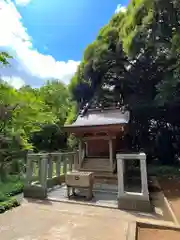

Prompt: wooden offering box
[{"left": 65, "top": 171, "right": 94, "bottom": 200}]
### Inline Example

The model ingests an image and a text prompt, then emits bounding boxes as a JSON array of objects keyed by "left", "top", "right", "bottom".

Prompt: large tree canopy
[
  {"left": 69, "top": 0, "right": 180, "bottom": 108},
  {"left": 69, "top": 0, "right": 180, "bottom": 164}
]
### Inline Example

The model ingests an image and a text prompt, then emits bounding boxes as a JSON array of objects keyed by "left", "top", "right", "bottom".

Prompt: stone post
[
  {"left": 48, "top": 154, "right": 53, "bottom": 179},
  {"left": 56, "top": 155, "right": 61, "bottom": 177},
  {"left": 79, "top": 139, "right": 82, "bottom": 167},
  {"left": 74, "top": 151, "right": 79, "bottom": 170},
  {"left": 140, "top": 153, "right": 149, "bottom": 198},
  {"left": 63, "top": 155, "right": 67, "bottom": 174},
  {"left": 38, "top": 157, "right": 41, "bottom": 181},
  {"left": 109, "top": 138, "right": 113, "bottom": 171},
  {"left": 25, "top": 155, "right": 33, "bottom": 186},
  {"left": 117, "top": 157, "right": 124, "bottom": 198},
  {"left": 39, "top": 154, "right": 48, "bottom": 189},
  {"left": 69, "top": 154, "right": 73, "bottom": 171}
]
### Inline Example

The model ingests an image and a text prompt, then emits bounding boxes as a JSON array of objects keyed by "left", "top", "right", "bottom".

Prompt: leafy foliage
[
  {"left": 0, "top": 52, "right": 12, "bottom": 66},
  {"left": 69, "top": 0, "right": 180, "bottom": 165},
  {"left": 0, "top": 78, "right": 76, "bottom": 179},
  {"left": 0, "top": 175, "right": 22, "bottom": 214},
  {"left": 30, "top": 124, "right": 67, "bottom": 152},
  {"left": 0, "top": 197, "right": 20, "bottom": 214}
]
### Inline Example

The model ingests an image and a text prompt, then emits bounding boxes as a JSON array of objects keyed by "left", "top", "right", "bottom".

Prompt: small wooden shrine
[{"left": 64, "top": 104, "right": 130, "bottom": 175}]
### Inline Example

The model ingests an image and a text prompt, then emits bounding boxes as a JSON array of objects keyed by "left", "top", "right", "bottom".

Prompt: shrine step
[
  {"left": 95, "top": 172, "right": 117, "bottom": 179},
  {"left": 95, "top": 173, "right": 118, "bottom": 184},
  {"left": 78, "top": 169, "right": 117, "bottom": 180},
  {"left": 81, "top": 158, "right": 114, "bottom": 172}
]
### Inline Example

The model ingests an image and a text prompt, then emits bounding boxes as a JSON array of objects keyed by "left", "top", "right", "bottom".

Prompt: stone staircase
[{"left": 80, "top": 157, "right": 115, "bottom": 173}]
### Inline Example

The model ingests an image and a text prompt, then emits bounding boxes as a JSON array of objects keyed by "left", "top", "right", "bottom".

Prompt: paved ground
[
  {"left": 0, "top": 199, "right": 133, "bottom": 240},
  {"left": 47, "top": 184, "right": 167, "bottom": 222},
  {"left": 0, "top": 192, "right": 177, "bottom": 240},
  {"left": 138, "top": 227, "right": 180, "bottom": 240}
]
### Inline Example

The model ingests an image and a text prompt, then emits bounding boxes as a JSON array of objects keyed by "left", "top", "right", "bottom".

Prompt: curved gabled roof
[{"left": 64, "top": 108, "right": 130, "bottom": 128}]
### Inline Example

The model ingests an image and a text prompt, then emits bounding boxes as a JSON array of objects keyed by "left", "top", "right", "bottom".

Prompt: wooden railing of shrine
[{"left": 24, "top": 151, "right": 79, "bottom": 199}]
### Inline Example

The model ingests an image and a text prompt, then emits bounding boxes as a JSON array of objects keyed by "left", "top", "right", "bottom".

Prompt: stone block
[
  {"left": 118, "top": 197, "right": 152, "bottom": 213},
  {"left": 24, "top": 185, "right": 47, "bottom": 199}
]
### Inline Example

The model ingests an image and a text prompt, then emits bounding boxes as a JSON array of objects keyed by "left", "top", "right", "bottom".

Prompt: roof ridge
[{"left": 79, "top": 100, "right": 126, "bottom": 117}]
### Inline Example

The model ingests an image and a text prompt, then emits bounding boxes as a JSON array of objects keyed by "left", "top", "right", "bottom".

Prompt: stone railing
[{"left": 24, "top": 151, "right": 79, "bottom": 199}]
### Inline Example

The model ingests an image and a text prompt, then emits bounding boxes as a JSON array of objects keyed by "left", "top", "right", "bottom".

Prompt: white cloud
[
  {"left": 115, "top": 4, "right": 127, "bottom": 14},
  {"left": 15, "top": 0, "right": 31, "bottom": 6},
  {"left": 0, "top": 0, "right": 80, "bottom": 88},
  {"left": 2, "top": 76, "right": 25, "bottom": 89}
]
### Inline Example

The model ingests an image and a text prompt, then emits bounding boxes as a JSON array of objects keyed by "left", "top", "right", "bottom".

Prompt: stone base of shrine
[
  {"left": 24, "top": 185, "right": 47, "bottom": 199},
  {"left": 118, "top": 196, "right": 152, "bottom": 213}
]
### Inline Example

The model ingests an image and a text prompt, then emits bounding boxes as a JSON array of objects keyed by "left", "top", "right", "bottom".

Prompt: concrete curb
[
  {"left": 137, "top": 220, "right": 180, "bottom": 231},
  {"left": 47, "top": 196, "right": 118, "bottom": 210},
  {"left": 126, "top": 222, "right": 137, "bottom": 240},
  {"left": 152, "top": 176, "right": 179, "bottom": 226},
  {"left": 163, "top": 193, "right": 179, "bottom": 225}
]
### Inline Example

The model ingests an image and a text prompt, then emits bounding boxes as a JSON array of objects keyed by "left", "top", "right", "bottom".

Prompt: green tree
[
  {"left": 39, "top": 80, "right": 71, "bottom": 125},
  {"left": 0, "top": 82, "right": 58, "bottom": 179},
  {"left": 29, "top": 80, "right": 74, "bottom": 151},
  {"left": 0, "top": 52, "right": 12, "bottom": 66},
  {"left": 68, "top": 0, "right": 180, "bottom": 164}
]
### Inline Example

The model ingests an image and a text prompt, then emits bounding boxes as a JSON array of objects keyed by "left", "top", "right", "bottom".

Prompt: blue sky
[{"left": 0, "top": 0, "right": 128, "bottom": 88}]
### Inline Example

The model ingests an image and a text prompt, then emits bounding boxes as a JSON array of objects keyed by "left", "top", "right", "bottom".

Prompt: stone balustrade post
[
  {"left": 39, "top": 154, "right": 48, "bottom": 189},
  {"left": 109, "top": 138, "right": 113, "bottom": 171},
  {"left": 56, "top": 155, "right": 61, "bottom": 177},
  {"left": 79, "top": 139, "right": 82, "bottom": 166},
  {"left": 38, "top": 157, "right": 41, "bottom": 181},
  {"left": 69, "top": 154, "right": 73, "bottom": 171},
  {"left": 140, "top": 153, "right": 149, "bottom": 197},
  {"left": 48, "top": 154, "right": 53, "bottom": 178},
  {"left": 63, "top": 155, "right": 67, "bottom": 174},
  {"left": 25, "top": 155, "right": 33, "bottom": 186},
  {"left": 74, "top": 151, "right": 79, "bottom": 170},
  {"left": 117, "top": 156, "right": 125, "bottom": 198}
]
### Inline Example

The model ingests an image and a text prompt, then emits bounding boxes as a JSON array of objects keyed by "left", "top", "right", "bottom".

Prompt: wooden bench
[{"left": 65, "top": 171, "right": 94, "bottom": 200}]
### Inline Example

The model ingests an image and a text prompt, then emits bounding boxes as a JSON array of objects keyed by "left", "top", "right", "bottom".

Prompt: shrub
[
  {"left": 147, "top": 164, "right": 180, "bottom": 177},
  {"left": 0, "top": 192, "right": 8, "bottom": 202},
  {"left": 6, "top": 182, "right": 24, "bottom": 196},
  {"left": 0, "top": 181, "right": 24, "bottom": 197},
  {"left": 0, "top": 197, "right": 20, "bottom": 214}
]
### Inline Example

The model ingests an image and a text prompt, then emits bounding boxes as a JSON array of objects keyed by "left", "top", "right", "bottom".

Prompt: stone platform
[{"left": 47, "top": 183, "right": 118, "bottom": 208}]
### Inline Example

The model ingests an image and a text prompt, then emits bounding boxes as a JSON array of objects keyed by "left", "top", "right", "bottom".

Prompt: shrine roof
[{"left": 64, "top": 108, "right": 130, "bottom": 128}]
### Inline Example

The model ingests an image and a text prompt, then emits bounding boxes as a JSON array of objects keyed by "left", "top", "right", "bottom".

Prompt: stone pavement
[
  {"left": 47, "top": 183, "right": 118, "bottom": 209},
  {"left": 0, "top": 199, "right": 134, "bottom": 240}
]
